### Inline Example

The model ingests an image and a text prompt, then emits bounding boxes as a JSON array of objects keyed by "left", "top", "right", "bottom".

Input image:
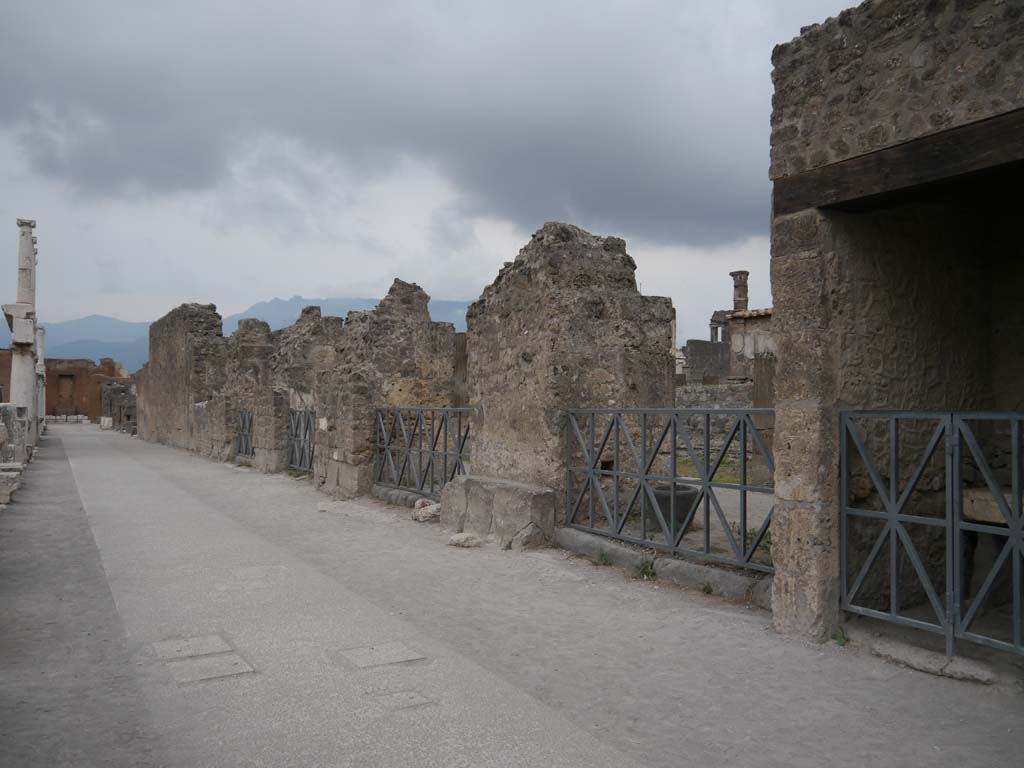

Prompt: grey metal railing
[
  {"left": 374, "top": 408, "right": 471, "bottom": 499},
  {"left": 841, "top": 411, "right": 1023, "bottom": 657},
  {"left": 287, "top": 409, "right": 315, "bottom": 472},
  {"left": 236, "top": 409, "right": 254, "bottom": 458},
  {"left": 566, "top": 408, "right": 775, "bottom": 573}
]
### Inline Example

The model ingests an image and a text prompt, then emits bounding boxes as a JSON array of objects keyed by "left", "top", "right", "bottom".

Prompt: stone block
[
  {"left": 770, "top": 499, "right": 839, "bottom": 641},
  {"left": 441, "top": 475, "right": 555, "bottom": 550},
  {"left": 772, "top": 403, "right": 837, "bottom": 504}
]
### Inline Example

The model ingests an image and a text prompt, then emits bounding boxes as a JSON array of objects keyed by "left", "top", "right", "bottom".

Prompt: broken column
[
  {"left": 35, "top": 326, "right": 45, "bottom": 434},
  {"left": 441, "top": 222, "right": 675, "bottom": 548},
  {"left": 730, "top": 270, "right": 749, "bottom": 313},
  {"left": 2, "top": 219, "right": 38, "bottom": 448}
]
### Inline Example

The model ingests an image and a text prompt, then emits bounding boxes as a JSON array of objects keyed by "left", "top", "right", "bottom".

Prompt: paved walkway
[{"left": 1, "top": 425, "right": 1021, "bottom": 767}]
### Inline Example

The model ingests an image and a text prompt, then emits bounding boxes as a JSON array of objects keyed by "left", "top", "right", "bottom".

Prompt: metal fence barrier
[
  {"left": 287, "top": 409, "right": 315, "bottom": 472},
  {"left": 236, "top": 409, "right": 254, "bottom": 458},
  {"left": 566, "top": 408, "right": 775, "bottom": 573},
  {"left": 374, "top": 408, "right": 471, "bottom": 499},
  {"left": 841, "top": 411, "right": 1023, "bottom": 657}
]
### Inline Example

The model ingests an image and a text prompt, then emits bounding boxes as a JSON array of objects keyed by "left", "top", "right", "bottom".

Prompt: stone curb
[
  {"left": 869, "top": 638, "right": 996, "bottom": 685},
  {"left": 552, "top": 527, "right": 771, "bottom": 610}
]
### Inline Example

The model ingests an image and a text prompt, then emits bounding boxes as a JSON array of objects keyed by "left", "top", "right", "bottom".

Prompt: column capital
[{"left": 16, "top": 218, "right": 36, "bottom": 229}]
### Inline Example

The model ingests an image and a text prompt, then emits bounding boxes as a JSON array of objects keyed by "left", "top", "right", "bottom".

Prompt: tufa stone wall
[
  {"left": 314, "top": 279, "right": 456, "bottom": 497},
  {"left": 769, "top": 0, "right": 1024, "bottom": 642},
  {"left": 466, "top": 222, "right": 675, "bottom": 494},
  {"left": 137, "top": 303, "right": 226, "bottom": 452},
  {"left": 770, "top": 0, "right": 1024, "bottom": 180}
]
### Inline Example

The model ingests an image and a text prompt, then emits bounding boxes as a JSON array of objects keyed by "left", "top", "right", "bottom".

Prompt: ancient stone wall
[
  {"left": 137, "top": 303, "right": 225, "bottom": 452},
  {"left": 314, "top": 280, "right": 457, "bottom": 496},
  {"left": 769, "top": 0, "right": 1024, "bottom": 642},
  {"left": 47, "top": 358, "right": 119, "bottom": 420},
  {"left": 221, "top": 319, "right": 279, "bottom": 470},
  {"left": 101, "top": 381, "right": 137, "bottom": 433},
  {"left": 466, "top": 223, "right": 675, "bottom": 493},
  {"left": 769, "top": 0, "right": 1024, "bottom": 180},
  {"left": 678, "top": 339, "right": 729, "bottom": 384}
]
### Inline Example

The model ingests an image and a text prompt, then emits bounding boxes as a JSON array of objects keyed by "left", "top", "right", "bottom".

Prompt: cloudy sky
[{"left": 0, "top": 0, "right": 850, "bottom": 342}]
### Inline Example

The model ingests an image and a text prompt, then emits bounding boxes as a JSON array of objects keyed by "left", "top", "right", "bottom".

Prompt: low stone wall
[{"left": 440, "top": 475, "right": 554, "bottom": 550}]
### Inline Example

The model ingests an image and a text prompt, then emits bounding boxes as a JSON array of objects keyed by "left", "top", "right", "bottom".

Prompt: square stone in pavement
[
  {"left": 152, "top": 634, "right": 233, "bottom": 660},
  {"left": 166, "top": 652, "right": 255, "bottom": 684},
  {"left": 339, "top": 641, "right": 425, "bottom": 668}
]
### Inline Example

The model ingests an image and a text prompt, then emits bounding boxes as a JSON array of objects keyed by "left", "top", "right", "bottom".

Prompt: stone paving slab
[
  {"left": 339, "top": 640, "right": 426, "bottom": 668},
  {"left": 166, "top": 652, "right": 255, "bottom": 684},
  {"left": 152, "top": 634, "right": 233, "bottom": 660}
]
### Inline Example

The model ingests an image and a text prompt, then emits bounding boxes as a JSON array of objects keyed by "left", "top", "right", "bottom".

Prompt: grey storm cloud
[{"left": 0, "top": 1, "right": 850, "bottom": 247}]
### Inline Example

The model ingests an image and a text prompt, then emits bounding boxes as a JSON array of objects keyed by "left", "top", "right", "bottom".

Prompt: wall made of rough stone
[
  {"left": 770, "top": 0, "right": 1024, "bottom": 180},
  {"left": 314, "top": 280, "right": 457, "bottom": 496},
  {"left": 137, "top": 303, "right": 225, "bottom": 452},
  {"left": 769, "top": 193, "right": 1019, "bottom": 638},
  {"left": 679, "top": 339, "right": 729, "bottom": 384},
  {"left": 467, "top": 223, "right": 675, "bottom": 493}
]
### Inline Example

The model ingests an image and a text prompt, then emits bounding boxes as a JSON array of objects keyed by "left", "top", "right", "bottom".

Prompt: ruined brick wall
[
  {"left": 314, "top": 280, "right": 456, "bottom": 496},
  {"left": 137, "top": 303, "right": 225, "bottom": 452},
  {"left": 0, "top": 349, "right": 11, "bottom": 402},
  {"left": 467, "top": 223, "right": 675, "bottom": 492},
  {"left": 769, "top": 0, "right": 1024, "bottom": 180},
  {"left": 41, "top": 358, "right": 124, "bottom": 420}
]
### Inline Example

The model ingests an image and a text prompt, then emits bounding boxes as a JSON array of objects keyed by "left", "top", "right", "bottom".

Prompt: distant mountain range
[{"left": 1, "top": 296, "right": 471, "bottom": 374}]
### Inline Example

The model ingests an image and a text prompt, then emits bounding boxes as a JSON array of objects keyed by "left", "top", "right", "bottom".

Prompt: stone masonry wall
[
  {"left": 137, "top": 303, "right": 225, "bottom": 452},
  {"left": 314, "top": 279, "right": 457, "bottom": 497},
  {"left": 467, "top": 223, "right": 675, "bottom": 494},
  {"left": 770, "top": 0, "right": 1024, "bottom": 642},
  {"left": 770, "top": 0, "right": 1024, "bottom": 180}
]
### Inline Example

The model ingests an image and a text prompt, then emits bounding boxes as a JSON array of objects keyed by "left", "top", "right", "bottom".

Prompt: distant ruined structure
[
  {"left": 1, "top": 218, "right": 42, "bottom": 505},
  {"left": 137, "top": 280, "right": 458, "bottom": 497}
]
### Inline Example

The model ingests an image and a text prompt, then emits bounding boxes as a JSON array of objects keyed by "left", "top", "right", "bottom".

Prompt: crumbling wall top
[{"left": 373, "top": 279, "right": 432, "bottom": 322}]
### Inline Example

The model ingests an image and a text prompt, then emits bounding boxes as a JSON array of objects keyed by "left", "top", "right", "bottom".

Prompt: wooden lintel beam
[{"left": 772, "top": 107, "right": 1024, "bottom": 216}]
